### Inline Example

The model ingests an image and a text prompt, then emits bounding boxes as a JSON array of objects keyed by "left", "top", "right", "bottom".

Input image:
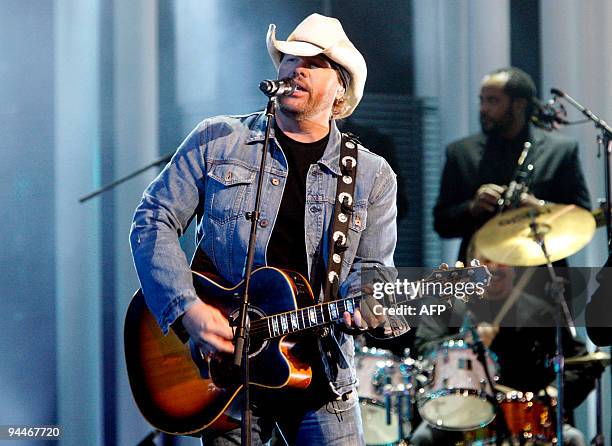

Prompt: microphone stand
[
  {"left": 552, "top": 88, "right": 612, "bottom": 249},
  {"left": 552, "top": 88, "right": 612, "bottom": 445},
  {"left": 81, "top": 82, "right": 281, "bottom": 444},
  {"left": 233, "top": 96, "right": 277, "bottom": 446},
  {"left": 78, "top": 153, "right": 174, "bottom": 203}
]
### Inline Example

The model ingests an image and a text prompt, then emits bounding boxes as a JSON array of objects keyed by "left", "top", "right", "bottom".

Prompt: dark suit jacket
[{"left": 434, "top": 125, "right": 591, "bottom": 261}]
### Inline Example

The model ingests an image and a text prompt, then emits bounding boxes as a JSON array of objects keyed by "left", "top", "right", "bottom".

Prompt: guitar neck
[
  {"left": 252, "top": 296, "right": 362, "bottom": 340},
  {"left": 249, "top": 265, "right": 489, "bottom": 340},
  {"left": 252, "top": 289, "right": 441, "bottom": 340}
]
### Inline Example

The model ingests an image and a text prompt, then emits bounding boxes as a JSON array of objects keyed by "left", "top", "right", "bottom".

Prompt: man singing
[{"left": 130, "top": 13, "right": 401, "bottom": 445}]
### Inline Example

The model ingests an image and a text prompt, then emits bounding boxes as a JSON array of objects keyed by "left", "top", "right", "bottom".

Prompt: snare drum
[{"left": 418, "top": 340, "right": 499, "bottom": 431}]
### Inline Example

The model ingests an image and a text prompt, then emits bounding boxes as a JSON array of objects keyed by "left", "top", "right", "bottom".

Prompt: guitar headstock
[{"left": 424, "top": 259, "right": 492, "bottom": 304}]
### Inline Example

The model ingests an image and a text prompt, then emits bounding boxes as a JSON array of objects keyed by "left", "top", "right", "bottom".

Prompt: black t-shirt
[
  {"left": 258, "top": 125, "right": 331, "bottom": 410},
  {"left": 266, "top": 124, "right": 328, "bottom": 277}
]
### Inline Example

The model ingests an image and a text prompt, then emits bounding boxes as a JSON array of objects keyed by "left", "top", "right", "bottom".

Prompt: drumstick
[{"left": 492, "top": 267, "right": 537, "bottom": 327}]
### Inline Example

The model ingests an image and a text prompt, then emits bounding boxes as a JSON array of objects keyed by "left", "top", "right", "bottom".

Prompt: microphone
[
  {"left": 550, "top": 88, "right": 565, "bottom": 98},
  {"left": 531, "top": 97, "right": 569, "bottom": 130},
  {"left": 259, "top": 78, "right": 296, "bottom": 97}
]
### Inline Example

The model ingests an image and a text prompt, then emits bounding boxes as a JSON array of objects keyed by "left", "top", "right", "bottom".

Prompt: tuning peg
[
  {"left": 438, "top": 262, "right": 449, "bottom": 270},
  {"left": 455, "top": 261, "right": 464, "bottom": 268},
  {"left": 470, "top": 259, "right": 480, "bottom": 266}
]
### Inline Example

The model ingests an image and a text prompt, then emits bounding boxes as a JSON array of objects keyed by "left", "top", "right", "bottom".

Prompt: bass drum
[{"left": 360, "top": 397, "right": 411, "bottom": 446}]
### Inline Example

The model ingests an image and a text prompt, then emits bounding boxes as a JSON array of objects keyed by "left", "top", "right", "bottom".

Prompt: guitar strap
[{"left": 322, "top": 132, "right": 359, "bottom": 303}]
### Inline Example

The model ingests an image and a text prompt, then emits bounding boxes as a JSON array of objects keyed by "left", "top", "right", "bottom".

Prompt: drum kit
[
  {"left": 356, "top": 341, "right": 610, "bottom": 446},
  {"left": 356, "top": 202, "right": 611, "bottom": 445}
]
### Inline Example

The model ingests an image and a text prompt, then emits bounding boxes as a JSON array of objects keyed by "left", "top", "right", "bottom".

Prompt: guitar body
[
  {"left": 125, "top": 261, "right": 490, "bottom": 436},
  {"left": 124, "top": 267, "right": 315, "bottom": 436}
]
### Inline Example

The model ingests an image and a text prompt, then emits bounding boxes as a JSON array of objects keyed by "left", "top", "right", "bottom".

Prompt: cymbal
[
  {"left": 473, "top": 204, "right": 596, "bottom": 266},
  {"left": 565, "top": 351, "right": 610, "bottom": 367}
]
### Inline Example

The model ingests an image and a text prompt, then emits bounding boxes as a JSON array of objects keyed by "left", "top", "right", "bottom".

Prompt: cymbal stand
[
  {"left": 528, "top": 209, "right": 572, "bottom": 445},
  {"left": 464, "top": 312, "right": 510, "bottom": 446},
  {"left": 591, "top": 347, "right": 605, "bottom": 446}
]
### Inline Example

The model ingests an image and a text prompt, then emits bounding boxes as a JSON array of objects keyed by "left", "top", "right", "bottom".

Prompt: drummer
[
  {"left": 410, "top": 253, "right": 602, "bottom": 445},
  {"left": 433, "top": 66, "right": 591, "bottom": 264}
]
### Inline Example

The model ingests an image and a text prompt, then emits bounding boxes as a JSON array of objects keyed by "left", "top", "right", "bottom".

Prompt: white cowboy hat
[{"left": 266, "top": 13, "right": 367, "bottom": 119}]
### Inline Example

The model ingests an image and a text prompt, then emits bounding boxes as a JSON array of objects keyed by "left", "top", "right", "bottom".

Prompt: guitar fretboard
[
  {"left": 251, "top": 296, "right": 360, "bottom": 340},
  {"left": 248, "top": 265, "right": 489, "bottom": 341}
]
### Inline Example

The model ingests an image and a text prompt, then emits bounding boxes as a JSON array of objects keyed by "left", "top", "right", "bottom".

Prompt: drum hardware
[
  {"left": 550, "top": 86, "right": 612, "bottom": 446},
  {"left": 471, "top": 199, "right": 597, "bottom": 445},
  {"left": 464, "top": 315, "right": 511, "bottom": 446},
  {"left": 564, "top": 350, "right": 610, "bottom": 367},
  {"left": 523, "top": 209, "right": 573, "bottom": 445},
  {"left": 565, "top": 349, "right": 611, "bottom": 446},
  {"left": 356, "top": 345, "right": 416, "bottom": 445},
  {"left": 359, "top": 397, "right": 410, "bottom": 446},
  {"left": 471, "top": 204, "right": 595, "bottom": 446}
]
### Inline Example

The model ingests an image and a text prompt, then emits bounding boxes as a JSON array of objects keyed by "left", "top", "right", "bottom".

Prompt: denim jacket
[{"left": 130, "top": 111, "right": 398, "bottom": 397}]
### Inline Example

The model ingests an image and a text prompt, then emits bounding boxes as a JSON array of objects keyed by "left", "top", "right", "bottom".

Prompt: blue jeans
[{"left": 203, "top": 395, "right": 364, "bottom": 446}]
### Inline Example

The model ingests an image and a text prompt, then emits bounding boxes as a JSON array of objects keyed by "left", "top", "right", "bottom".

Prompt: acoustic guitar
[{"left": 124, "top": 264, "right": 490, "bottom": 436}]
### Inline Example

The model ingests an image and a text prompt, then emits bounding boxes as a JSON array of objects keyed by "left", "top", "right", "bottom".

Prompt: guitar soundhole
[
  {"left": 230, "top": 307, "right": 267, "bottom": 358},
  {"left": 209, "top": 307, "right": 267, "bottom": 389}
]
